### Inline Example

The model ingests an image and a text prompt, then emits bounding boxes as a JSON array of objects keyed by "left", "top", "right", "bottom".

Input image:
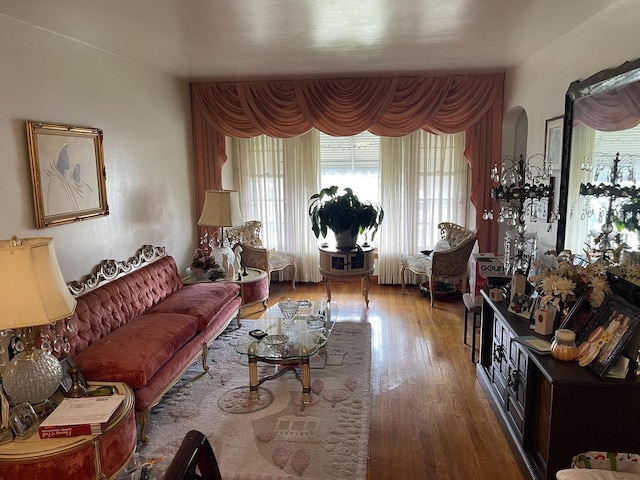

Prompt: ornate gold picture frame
[{"left": 26, "top": 121, "right": 108, "bottom": 228}]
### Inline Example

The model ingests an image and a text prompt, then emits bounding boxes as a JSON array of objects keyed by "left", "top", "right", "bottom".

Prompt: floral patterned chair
[
  {"left": 226, "top": 220, "right": 297, "bottom": 289},
  {"left": 400, "top": 222, "right": 477, "bottom": 306}
]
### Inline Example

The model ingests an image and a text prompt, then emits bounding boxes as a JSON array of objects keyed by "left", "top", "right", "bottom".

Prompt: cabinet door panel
[
  {"left": 491, "top": 361, "right": 507, "bottom": 406},
  {"left": 506, "top": 393, "right": 525, "bottom": 439}
]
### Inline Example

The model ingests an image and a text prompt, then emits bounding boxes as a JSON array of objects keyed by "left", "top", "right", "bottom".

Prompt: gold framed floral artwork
[{"left": 26, "top": 121, "right": 108, "bottom": 228}]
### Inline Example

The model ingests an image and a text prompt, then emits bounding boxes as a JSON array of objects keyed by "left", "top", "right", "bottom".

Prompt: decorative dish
[{"left": 263, "top": 334, "right": 289, "bottom": 345}]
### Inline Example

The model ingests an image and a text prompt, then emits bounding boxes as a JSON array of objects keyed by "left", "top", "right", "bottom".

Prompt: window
[{"left": 319, "top": 131, "right": 380, "bottom": 204}]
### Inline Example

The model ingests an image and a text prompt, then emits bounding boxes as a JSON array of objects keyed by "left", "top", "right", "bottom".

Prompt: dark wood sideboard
[{"left": 477, "top": 290, "right": 640, "bottom": 480}]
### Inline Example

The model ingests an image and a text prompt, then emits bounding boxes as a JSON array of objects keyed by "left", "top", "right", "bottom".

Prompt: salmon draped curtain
[
  {"left": 574, "top": 81, "right": 640, "bottom": 132},
  {"left": 191, "top": 74, "right": 504, "bottom": 252}
]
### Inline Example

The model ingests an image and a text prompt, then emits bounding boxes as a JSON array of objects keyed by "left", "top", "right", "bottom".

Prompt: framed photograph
[
  {"left": 59, "top": 357, "right": 88, "bottom": 396},
  {"left": 544, "top": 116, "right": 564, "bottom": 169},
  {"left": 508, "top": 290, "right": 538, "bottom": 320},
  {"left": 26, "top": 121, "right": 108, "bottom": 228},
  {"left": 576, "top": 295, "right": 640, "bottom": 378}
]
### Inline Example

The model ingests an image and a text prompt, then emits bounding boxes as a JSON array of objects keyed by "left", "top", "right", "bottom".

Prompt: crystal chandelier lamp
[
  {"left": 578, "top": 152, "right": 640, "bottom": 261},
  {"left": 0, "top": 236, "right": 77, "bottom": 407},
  {"left": 484, "top": 153, "right": 556, "bottom": 275}
]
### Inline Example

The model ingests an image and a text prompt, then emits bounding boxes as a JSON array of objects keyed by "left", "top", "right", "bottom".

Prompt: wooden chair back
[{"left": 162, "top": 430, "right": 222, "bottom": 480}]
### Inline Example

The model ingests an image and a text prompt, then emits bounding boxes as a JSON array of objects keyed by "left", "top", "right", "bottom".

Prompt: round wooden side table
[
  {"left": 0, "top": 382, "right": 136, "bottom": 480},
  {"left": 318, "top": 244, "right": 375, "bottom": 306}
]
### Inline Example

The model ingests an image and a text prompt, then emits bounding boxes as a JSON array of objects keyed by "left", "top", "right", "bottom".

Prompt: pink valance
[
  {"left": 190, "top": 74, "right": 504, "bottom": 252},
  {"left": 574, "top": 81, "right": 640, "bottom": 132}
]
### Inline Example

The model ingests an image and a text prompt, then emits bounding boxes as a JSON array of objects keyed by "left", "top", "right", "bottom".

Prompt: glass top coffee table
[{"left": 235, "top": 300, "right": 339, "bottom": 405}]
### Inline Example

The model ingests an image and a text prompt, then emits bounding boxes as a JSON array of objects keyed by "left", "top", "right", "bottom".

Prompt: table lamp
[
  {"left": 0, "top": 236, "right": 77, "bottom": 408},
  {"left": 198, "top": 190, "right": 235, "bottom": 269}
]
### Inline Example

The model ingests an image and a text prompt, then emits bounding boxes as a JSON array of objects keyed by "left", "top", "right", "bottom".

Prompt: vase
[
  {"left": 186, "top": 267, "right": 209, "bottom": 281},
  {"left": 334, "top": 230, "right": 358, "bottom": 250}
]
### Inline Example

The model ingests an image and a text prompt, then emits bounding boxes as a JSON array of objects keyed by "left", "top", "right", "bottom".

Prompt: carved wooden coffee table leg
[
  {"left": 301, "top": 357, "right": 312, "bottom": 404},
  {"left": 248, "top": 355, "right": 259, "bottom": 401},
  {"left": 324, "top": 276, "right": 332, "bottom": 302},
  {"left": 362, "top": 274, "right": 371, "bottom": 307}
]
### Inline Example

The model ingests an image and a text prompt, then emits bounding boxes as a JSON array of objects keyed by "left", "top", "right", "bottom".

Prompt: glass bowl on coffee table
[{"left": 235, "top": 300, "right": 338, "bottom": 405}]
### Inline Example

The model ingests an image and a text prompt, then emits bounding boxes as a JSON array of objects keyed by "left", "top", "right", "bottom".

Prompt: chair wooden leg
[
  {"left": 471, "top": 311, "right": 480, "bottom": 363},
  {"left": 429, "top": 275, "right": 435, "bottom": 307},
  {"left": 291, "top": 262, "right": 297, "bottom": 289},
  {"left": 463, "top": 307, "right": 470, "bottom": 345},
  {"left": 400, "top": 265, "right": 406, "bottom": 294}
]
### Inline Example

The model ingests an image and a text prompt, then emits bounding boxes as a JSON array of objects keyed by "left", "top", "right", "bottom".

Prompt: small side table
[
  {"left": 185, "top": 267, "right": 269, "bottom": 310},
  {"left": 318, "top": 245, "right": 375, "bottom": 307},
  {"left": 0, "top": 382, "right": 136, "bottom": 480}
]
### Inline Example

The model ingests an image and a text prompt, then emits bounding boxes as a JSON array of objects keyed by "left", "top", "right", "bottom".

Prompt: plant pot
[{"left": 335, "top": 231, "right": 358, "bottom": 250}]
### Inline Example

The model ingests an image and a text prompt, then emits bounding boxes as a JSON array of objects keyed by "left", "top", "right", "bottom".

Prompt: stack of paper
[{"left": 38, "top": 395, "right": 124, "bottom": 439}]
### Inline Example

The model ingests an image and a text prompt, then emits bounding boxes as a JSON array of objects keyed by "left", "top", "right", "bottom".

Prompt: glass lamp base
[
  {"left": 2, "top": 349, "right": 63, "bottom": 406},
  {"left": 504, "top": 228, "right": 538, "bottom": 275}
]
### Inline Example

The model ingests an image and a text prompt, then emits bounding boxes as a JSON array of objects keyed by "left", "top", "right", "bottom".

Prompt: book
[
  {"left": 38, "top": 394, "right": 124, "bottom": 439},
  {"left": 39, "top": 423, "right": 106, "bottom": 439},
  {"left": 514, "top": 336, "right": 552, "bottom": 355}
]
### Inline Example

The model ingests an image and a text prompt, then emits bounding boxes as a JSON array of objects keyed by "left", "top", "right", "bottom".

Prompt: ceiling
[{"left": 0, "top": 0, "right": 618, "bottom": 81}]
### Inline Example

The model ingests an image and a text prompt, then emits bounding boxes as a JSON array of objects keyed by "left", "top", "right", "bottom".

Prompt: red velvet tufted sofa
[{"left": 62, "top": 246, "right": 242, "bottom": 442}]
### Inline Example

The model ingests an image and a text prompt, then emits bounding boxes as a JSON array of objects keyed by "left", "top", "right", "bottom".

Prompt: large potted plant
[{"left": 308, "top": 186, "right": 384, "bottom": 250}]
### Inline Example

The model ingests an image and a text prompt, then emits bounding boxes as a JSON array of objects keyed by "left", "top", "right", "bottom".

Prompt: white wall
[
  {"left": 0, "top": 15, "right": 197, "bottom": 281},
  {"left": 504, "top": 0, "right": 640, "bottom": 254}
]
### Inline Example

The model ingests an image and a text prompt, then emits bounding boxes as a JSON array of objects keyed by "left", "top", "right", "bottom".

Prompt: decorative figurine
[{"left": 233, "top": 244, "right": 243, "bottom": 278}]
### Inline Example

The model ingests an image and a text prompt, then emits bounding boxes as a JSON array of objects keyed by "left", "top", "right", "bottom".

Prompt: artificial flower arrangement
[
  {"left": 529, "top": 250, "right": 611, "bottom": 315},
  {"left": 189, "top": 248, "right": 225, "bottom": 280},
  {"left": 191, "top": 248, "right": 220, "bottom": 270}
]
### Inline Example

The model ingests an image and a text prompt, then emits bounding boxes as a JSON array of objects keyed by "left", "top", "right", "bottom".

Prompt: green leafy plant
[
  {"left": 308, "top": 186, "right": 384, "bottom": 245},
  {"left": 614, "top": 198, "right": 640, "bottom": 233}
]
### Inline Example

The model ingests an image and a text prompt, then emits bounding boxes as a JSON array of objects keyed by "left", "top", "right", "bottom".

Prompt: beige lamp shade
[
  {"left": 0, "top": 236, "right": 77, "bottom": 330},
  {"left": 229, "top": 190, "right": 244, "bottom": 226},
  {"left": 197, "top": 190, "right": 233, "bottom": 227}
]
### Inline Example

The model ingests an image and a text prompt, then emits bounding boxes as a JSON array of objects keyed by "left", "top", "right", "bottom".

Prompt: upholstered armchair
[
  {"left": 226, "top": 220, "right": 297, "bottom": 289},
  {"left": 400, "top": 222, "right": 477, "bottom": 306}
]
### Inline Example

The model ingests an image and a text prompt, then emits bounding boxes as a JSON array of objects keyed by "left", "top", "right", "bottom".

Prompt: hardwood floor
[{"left": 241, "top": 281, "right": 525, "bottom": 480}]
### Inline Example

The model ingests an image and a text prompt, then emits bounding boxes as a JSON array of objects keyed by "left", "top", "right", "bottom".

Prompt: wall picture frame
[
  {"left": 26, "top": 121, "right": 109, "bottom": 228},
  {"left": 576, "top": 295, "right": 640, "bottom": 378},
  {"left": 544, "top": 116, "right": 564, "bottom": 169},
  {"left": 544, "top": 115, "right": 563, "bottom": 223}
]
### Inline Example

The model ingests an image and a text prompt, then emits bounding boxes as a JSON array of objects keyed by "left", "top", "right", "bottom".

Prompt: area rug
[{"left": 140, "top": 320, "right": 371, "bottom": 480}]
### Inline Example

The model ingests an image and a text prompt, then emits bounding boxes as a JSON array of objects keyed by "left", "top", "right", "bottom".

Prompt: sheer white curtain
[
  {"left": 565, "top": 124, "right": 596, "bottom": 253},
  {"left": 378, "top": 131, "right": 470, "bottom": 284},
  {"left": 231, "top": 129, "right": 469, "bottom": 286},
  {"left": 230, "top": 131, "right": 322, "bottom": 283}
]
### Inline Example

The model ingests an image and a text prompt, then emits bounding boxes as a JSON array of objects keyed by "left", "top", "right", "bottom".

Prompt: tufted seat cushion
[
  {"left": 73, "top": 313, "right": 199, "bottom": 388},
  {"left": 147, "top": 281, "right": 240, "bottom": 331}
]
